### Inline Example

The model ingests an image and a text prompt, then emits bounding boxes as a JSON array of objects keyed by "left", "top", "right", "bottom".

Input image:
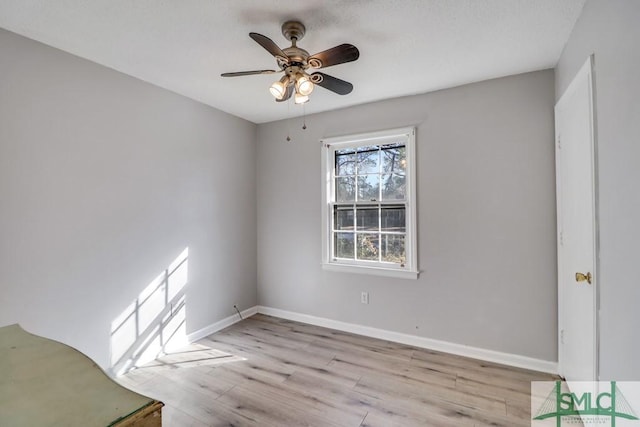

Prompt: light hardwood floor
[{"left": 117, "top": 314, "right": 557, "bottom": 426}]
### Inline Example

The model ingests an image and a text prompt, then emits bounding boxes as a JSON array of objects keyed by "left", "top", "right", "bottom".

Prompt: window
[{"left": 321, "top": 127, "right": 418, "bottom": 279}]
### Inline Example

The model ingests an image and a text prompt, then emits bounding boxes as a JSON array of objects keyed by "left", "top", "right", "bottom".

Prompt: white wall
[
  {"left": 0, "top": 28, "right": 257, "bottom": 369},
  {"left": 556, "top": 0, "right": 640, "bottom": 380},
  {"left": 257, "top": 70, "right": 558, "bottom": 362}
]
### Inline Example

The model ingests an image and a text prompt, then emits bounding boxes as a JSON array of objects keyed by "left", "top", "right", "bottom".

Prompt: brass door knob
[{"left": 575, "top": 272, "right": 592, "bottom": 284}]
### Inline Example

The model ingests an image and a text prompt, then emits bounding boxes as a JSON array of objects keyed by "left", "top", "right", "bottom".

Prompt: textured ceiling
[{"left": 0, "top": 0, "right": 585, "bottom": 124}]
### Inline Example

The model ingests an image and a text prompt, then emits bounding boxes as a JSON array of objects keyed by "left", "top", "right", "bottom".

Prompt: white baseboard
[
  {"left": 187, "top": 306, "right": 258, "bottom": 343},
  {"left": 257, "top": 305, "right": 558, "bottom": 374}
]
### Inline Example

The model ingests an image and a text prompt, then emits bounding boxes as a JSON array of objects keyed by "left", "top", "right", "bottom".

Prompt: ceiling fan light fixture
[
  {"left": 269, "top": 75, "right": 290, "bottom": 99},
  {"left": 295, "top": 73, "right": 314, "bottom": 96},
  {"left": 294, "top": 93, "right": 309, "bottom": 104}
]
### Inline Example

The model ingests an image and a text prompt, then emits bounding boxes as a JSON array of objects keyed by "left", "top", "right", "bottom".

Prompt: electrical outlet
[{"left": 361, "top": 292, "right": 369, "bottom": 304}]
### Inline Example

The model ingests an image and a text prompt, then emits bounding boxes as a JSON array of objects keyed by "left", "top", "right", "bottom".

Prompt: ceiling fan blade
[
  {"left": 221, "top": 70, "right": 277, "bottom": 77},
  {"left": 308, "top": 44, "right": 359, "bottom": 69},
  {"left": 249, "top": 32, "right": 288, "bottom": 61},
  {"left": 310, "top": 72, "right": 353, "bottom": 95},
  {"left": 276, "top": 85, "right": 294, "bottom": 102}
]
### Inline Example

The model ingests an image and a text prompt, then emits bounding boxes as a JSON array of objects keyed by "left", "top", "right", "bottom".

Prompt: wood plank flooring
[{"left": 117, "top": 314, "right": 557, "bottom": 426}]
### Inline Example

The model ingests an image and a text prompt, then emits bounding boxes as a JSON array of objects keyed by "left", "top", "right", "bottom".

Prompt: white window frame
[{"left": 321, "top": 127, "right": 418, "bottom": 279}]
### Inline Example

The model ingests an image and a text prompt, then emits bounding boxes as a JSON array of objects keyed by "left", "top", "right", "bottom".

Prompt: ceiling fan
[{"left": 221, "top": 21, "right": 359, "bottom": 104}]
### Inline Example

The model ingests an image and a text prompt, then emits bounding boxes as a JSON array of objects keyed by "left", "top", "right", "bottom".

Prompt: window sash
[
  {"left": 332, "top": 143, "right": 407, "bottom": 204},
  {"left": 331, "top": 202, "right": 407, "bottom": 264}
]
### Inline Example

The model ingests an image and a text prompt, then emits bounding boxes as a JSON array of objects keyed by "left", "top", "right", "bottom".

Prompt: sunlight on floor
[{"left": 136, "top": 341, "right": 247, "bottom": 371}]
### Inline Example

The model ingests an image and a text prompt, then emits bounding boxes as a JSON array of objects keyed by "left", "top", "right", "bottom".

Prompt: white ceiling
[{"left": 0, "top": 0, "right": 585, "bottom": 124}]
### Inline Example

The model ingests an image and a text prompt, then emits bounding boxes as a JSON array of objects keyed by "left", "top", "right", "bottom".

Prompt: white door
[{"left": 555, "top": 56, "right": 598, "bottom": 381}]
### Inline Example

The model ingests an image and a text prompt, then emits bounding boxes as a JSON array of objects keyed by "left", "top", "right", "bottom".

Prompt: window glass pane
[
  {"left": 357, "top": 175, "right": 380, "bottom": 201},
  {"left": 334, "top": 232, "right": 354, "bottom": 259},
  {"left": 381, "top": 206, "right": 406, "bottom": 232},
  {"left": 334, "top": 206, "right": 354, "bottom": 230},
  {"left": 381, "top": 234, "right": 405, "bottom": 263},
  {"left": 335, "top": 151, "right": 356, "bottom": 176},
  {"left": 356, "top": 206, "right": 378, "bottom": 231},
  {"left": 381, "top": 173, "right": 406, "bottom": 201},
  {"left": 381, "top": 144, "right": 406, "bottom": 175},
  {"left": 357, "top": 146, "right": 380, "bottom": 174},
  {"left": 335, "top": 176, "right": 355, "bottom": 202},
  {"left": 357, "top": 233, "right": 379, "bottom": 261}
]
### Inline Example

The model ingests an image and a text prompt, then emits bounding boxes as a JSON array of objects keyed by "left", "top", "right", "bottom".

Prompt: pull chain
[
  {"left": 286, "top": 95, "right": 291, "bottom": 142},
  {"left": 302, "top": 103, "right": 307, "bottom": 130}
]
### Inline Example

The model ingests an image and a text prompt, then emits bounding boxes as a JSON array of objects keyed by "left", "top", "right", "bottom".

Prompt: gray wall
[
  {"left": 257, "top": 70, "right": 558, "bottom": 361},
  {"left": 0, "top": 28, "right": 258, "bottom": 369},
  {"left": 556, "top": 0, "right": 640, "bottom": 380}
]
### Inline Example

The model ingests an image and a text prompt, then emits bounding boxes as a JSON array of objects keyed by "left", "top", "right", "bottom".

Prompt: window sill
[{"left": 322, "top": 263, "right": 419, "bottom": 280}]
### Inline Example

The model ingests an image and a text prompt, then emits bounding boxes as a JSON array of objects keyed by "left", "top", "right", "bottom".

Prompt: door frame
[{"left": 555, "top": 55, "right": 599, "bottom": 380}]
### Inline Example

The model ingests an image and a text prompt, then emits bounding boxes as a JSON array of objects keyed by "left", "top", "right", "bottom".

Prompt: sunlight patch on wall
[{"left": 110, "top": 247, "right": 189, "bottom": 376}]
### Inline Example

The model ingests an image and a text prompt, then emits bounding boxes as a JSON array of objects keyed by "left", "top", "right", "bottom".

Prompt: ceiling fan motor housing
[{"left": 282, "top": 47, "right": 310, "bottom": 69}]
